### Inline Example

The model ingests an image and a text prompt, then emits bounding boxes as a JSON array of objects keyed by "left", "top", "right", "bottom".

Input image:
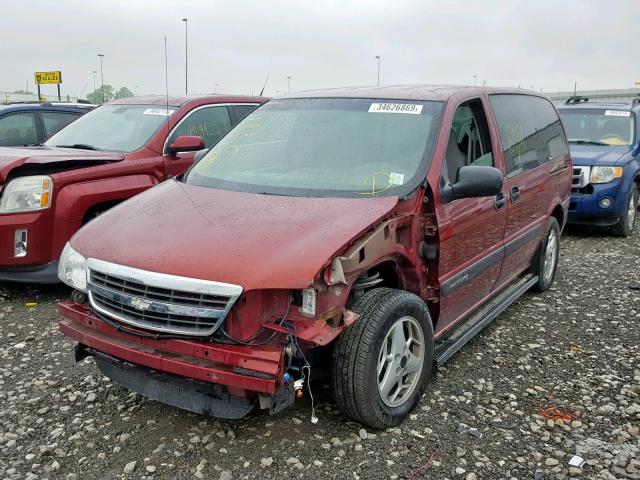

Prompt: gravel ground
[{"left": 1, "top": 228, "right": 639, "bottom": 480}]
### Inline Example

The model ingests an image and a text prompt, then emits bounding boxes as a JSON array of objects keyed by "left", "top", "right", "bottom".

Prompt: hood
[
  {"left": 568, "top": 144, "right": 631, "bottom": 167},
  {"left": 71, "top": 180, "right": 398, "bottom": 290},
  {"left": 0, "top": 146, "right": 125, "bottom": 182}
]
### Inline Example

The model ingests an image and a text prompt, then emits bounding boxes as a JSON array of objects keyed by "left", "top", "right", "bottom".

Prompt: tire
[
  {"left": 611, "top": 184, "right": 638, "bottom": 238},
  {"left": 531, "top": 217, "right": 560, "bottom": 292},
  {"left": 331, "top": 288, "right": 434, "bottom": 429}
]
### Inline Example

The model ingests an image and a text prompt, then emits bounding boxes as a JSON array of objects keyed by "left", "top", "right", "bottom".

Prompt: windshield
[
  {"left": 185, "top": 98, "right": 443, "bottom": 197},
  {"left": 559, "top": 108, "right": 635, "bottom": 146},
  {"left": 45, "top": 104, "right": 176, "bottom": 152}
]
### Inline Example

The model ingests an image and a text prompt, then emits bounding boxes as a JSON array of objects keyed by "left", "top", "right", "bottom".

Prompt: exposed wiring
[{"left": 284, "top": 320, "right": 317, "bottom": 424}]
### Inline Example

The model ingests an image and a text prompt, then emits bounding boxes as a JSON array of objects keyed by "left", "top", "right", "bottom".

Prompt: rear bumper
[{"left": 58, "top": 301, "right": 285, "bottom": 395}]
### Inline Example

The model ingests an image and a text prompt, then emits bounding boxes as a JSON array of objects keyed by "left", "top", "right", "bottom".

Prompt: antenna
[
  {"left": 164, "top": 36, "right": 170, "bottom": 139},
  {"left": 259, "top": 75, "right": 269, "bottom": 96}
]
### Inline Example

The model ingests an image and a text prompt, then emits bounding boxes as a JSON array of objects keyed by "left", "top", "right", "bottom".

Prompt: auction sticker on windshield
[
  {"left": 143, "top": 108, "right": 176, "bottom": 116},
  {"left": 368, "top": 103, "right": 423, "bottom": 114},
  {"left": 605, "top": 110, "right": 630, "bottom": 117}
]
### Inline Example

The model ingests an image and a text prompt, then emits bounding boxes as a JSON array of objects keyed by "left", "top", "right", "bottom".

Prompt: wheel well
[
  {"left": 82, "top": 200, "right": 122, "bottom": 224},
  {"left": 551, "top": 204, "right": 564, "bottom": 230}
]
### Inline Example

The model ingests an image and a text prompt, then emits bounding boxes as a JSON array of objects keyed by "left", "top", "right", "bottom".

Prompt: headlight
[
  {"left": 0, "top": 175, "right": 53, "bottom": 213},
  {"left": 58, "top": 243, "right": 87, "bottom": 292},
  {"left": 590, "top": 166, "right": 623, "bottom": 184}
]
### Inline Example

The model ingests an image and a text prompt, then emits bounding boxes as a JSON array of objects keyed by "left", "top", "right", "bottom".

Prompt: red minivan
[
  {"left": 0, "top": 95, "right": 265, "bottom": 283},
  {"left": 58, "top": 86, "right": 571, "bottom": 428}
]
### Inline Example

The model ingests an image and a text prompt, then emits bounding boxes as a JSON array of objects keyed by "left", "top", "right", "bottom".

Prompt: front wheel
[
  {"left": 612, "top": 184, "right": 638, "bottom": 237},
  {"left": 532, "top": 217, "right": 560, "bottom": 292},
  {"left": 331, "top": 288, "right": 434, "bottom": 429}
]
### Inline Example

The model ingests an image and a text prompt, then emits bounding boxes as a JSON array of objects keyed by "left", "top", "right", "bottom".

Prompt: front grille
[{"left": 86, "top": 258, "right": 242, "bottom": 336}]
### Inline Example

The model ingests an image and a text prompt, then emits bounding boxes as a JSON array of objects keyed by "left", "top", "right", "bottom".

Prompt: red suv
[
  {"left": 0, "top": 95, "right": 265, "bottom": 283},
  {"left": 58, "top": 86, "right": 571, "bottom": 428}
]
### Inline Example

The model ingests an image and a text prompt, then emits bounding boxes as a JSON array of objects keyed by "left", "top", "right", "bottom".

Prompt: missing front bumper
[{"left": 79, "top": 345, "right": 255, "bottom": 419}]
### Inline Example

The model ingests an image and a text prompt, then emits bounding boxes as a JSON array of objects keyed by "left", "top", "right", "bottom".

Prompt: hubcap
[
  {"left": 542, "top": 229, "right": 558, "bottom": 284},
  {"left": 627, "top": 193, "right": 637, "bottom": 228},
  {"left": 377, "top": 316, "right": 425, "bottom": 407}
]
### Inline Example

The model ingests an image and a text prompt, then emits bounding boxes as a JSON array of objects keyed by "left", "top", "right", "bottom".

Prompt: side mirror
[
  {"left": 168, "top": 135, "right": 205, "bottom": 155},
  {"left": 442, "top": 165, "right": 503, "bottom": 202}
]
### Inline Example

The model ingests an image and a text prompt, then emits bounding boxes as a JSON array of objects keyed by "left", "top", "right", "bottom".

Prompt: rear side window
[
  {"left": 167, "top": 105, "right": 231, "bottom": 151},
  {"left": 490, "top": 95, "right": 569, "bottom": 177},
  {"left": 0, "top": 112, "right": 38, "bottom": 146},
  {"left": 41, "top": 111, "right": 81, "bottom": 137},
  {"left": 229, "top": 104, "right": 258, "bottom": 124}
]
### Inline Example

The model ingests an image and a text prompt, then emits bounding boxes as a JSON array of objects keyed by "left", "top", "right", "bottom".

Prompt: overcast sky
[{"left": 0, "top": 0, "right": 638, "bottom": 99}]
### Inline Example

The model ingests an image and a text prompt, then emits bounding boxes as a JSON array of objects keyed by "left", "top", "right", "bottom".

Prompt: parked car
[
  {"left": 57, "top": 86, "right": 571, "bottom": 428},
  {"left": 0, "top": 102, "right": 94, "bottom": 147},
  {"left": 0, "top": 95, "right": 265, "bottom": 283},
  {"left": 557, "top": 97, "right": 640, "bottom": 236}
]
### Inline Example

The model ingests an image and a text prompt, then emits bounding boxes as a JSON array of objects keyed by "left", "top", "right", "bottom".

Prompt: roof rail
[{"left": 565, "top": 96, "right": 589, "bottom": 104}]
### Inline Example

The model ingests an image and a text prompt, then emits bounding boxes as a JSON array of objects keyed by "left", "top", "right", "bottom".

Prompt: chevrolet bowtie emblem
[{"left": 130, "top": 297, "right": 152, "bottom": 312}]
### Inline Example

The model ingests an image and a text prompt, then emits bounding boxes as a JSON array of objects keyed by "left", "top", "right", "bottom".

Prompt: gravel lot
[{"left": 1, "top": 228, "right": 639, "bottom": 480}]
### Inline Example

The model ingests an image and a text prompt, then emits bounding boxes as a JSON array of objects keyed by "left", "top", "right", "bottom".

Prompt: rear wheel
[
  {"left": 532, "top": 217, "right": 560, "bottom": 292},
  {"left": 612, "top": 184, "right": 638, "bottom": 237},
  {"left": 331, "top": 288, "right": 434, "bottom": 429}
]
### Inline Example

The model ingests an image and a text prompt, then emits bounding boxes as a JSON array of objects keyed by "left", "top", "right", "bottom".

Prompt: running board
[{"left": 434, "top": 274, "right": 538, "bottom": 366}]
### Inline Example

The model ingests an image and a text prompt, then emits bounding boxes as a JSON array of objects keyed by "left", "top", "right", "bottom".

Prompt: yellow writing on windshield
[{"left": 356, "top": 172, "right": 394, "bottom": 196}]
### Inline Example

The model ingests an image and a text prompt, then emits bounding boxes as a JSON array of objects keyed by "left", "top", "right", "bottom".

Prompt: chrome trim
[
  {"left": 162, "top": 103, "right": 260, "bottom": 154},
  {"left": 572, "top": 165, "right": 590, "bottom": 188},
  {"left": 86, "top": 258, "right": 242, "bottom": 336}
]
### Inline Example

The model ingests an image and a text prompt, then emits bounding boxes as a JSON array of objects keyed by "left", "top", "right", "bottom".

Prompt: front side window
[
  {"left": 45, "top": 104, "right": 177, "bottom": 152},
  {"left": 442, "top": 99, "right": 494, "bottom": 184},
  {"left": 0, "top": 112, "right": 37, "bottom": 146},
  {"left": 490, "top": 95, "right": 569, "bottom": 177},
  {"left": 185, "top": 98, "right": 443, "bottom": 198},
  {"left": 558, "top": 108, "right": 635, "bottom": 146},
  {"left": 41, "top": 111, "right": 81, "bottom": 137},
  {"left": 166, "top": 106, "right": 231, "bottom": 151}
]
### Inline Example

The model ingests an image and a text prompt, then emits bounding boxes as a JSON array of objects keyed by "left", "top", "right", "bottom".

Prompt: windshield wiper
[
  {"left": 569, "top": 139, "right": 608, "bottom": 146},
  {"left": 56, "top": 144, "right": 100, "bottom": 150}
]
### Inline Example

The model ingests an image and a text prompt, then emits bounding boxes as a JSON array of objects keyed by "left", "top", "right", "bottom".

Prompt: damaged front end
[{"left": 58, "top": 256, "right": 358, "bottom": 420}]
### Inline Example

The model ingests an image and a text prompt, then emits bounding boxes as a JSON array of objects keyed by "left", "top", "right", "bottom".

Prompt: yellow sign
[
  {"left": 636, "top": 80, "right": 640, "bottom": 87},
  {"left": 34, "top": 71, "right": 62, "bottom": 85}
]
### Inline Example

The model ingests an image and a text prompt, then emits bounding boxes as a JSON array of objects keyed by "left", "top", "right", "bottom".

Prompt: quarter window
[
  {"left": 41, "top": 111, "right": 81, "bottom": 137},
  {"left": 167, "top": 106, "right": 231, "bottom": 151},
  {"left": 0, "top": 113, "right": 38, "bottom": 146},
  {"left": 489, "top": 94, "right": 569, "bottom": 177}
]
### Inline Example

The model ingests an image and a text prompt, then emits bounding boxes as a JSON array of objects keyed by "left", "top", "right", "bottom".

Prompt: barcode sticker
[
  {"left": 368, "top": 103, "right": 423, "bottom": 114},
  {"left": 143, "top": 108, "right": 176, "bottom": 116},
  {"left": 605, "top": 110, "right": 630, "bottom": 117}
]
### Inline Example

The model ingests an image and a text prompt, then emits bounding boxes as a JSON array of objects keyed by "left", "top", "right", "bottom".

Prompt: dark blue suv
[
  {"left": 0, "top": 102, "right": 94, "bottom": 147},
  {"left": 557, "top": 97, "right": 640, "bottom": 236}
]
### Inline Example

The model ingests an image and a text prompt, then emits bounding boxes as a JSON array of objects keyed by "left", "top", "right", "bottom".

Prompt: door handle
[
  {"left": 550, "top": 164, "right": 569, "bottom": 175},
  {"left": 510, "top": 186, "right": 521, "bottom": 202},
  {"left": 494, "top": 192, "right": 507, "bottom": 211}
]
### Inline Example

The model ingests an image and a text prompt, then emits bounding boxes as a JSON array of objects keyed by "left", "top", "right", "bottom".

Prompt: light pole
[
  {"left": 473, "top": 75, "right": 477, "bottom": 87},
  {"left": 287, "top": 76, "right": 291, "bottom": 94},
  {"left": 92, "top": 70, "right": 96, "bottom": 93},
  {"left": 135, "top": 85, "right": 139, "bottom": 95},
  {"left": 375, "top": 56, "right": 381, "bottom": 86},
  {"left": 97, "top": 54, "right": 105, "bottom": 103},
  {"left": 182, "top": 18, "right": 188, "bottom": 95},
  {"left": 214, "top": 83, "right": 219, "bottom": 93}
]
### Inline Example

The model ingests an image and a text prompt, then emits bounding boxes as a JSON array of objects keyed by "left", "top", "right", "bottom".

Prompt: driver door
[{"left": 435, "top": 97, "right": 507, "bottom": 335}]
